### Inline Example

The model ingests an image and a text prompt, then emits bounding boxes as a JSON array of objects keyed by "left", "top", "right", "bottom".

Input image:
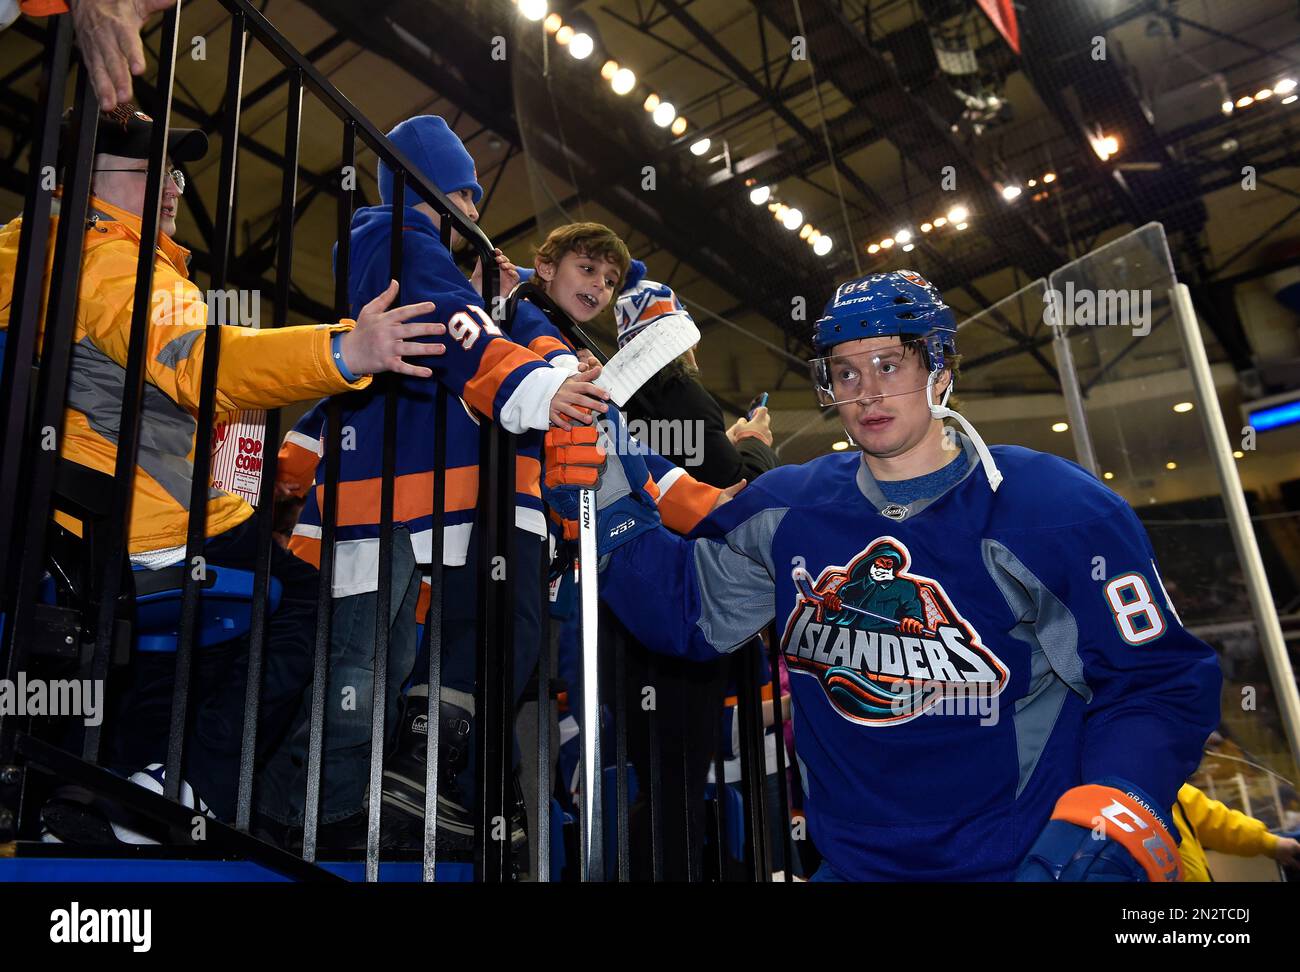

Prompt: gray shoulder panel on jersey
[
  {"left": 692, "top": 506, "right": 787, "bottom": 653},
  {"left": 981, "top": 537, "right": 1091, "bottom": 799}
]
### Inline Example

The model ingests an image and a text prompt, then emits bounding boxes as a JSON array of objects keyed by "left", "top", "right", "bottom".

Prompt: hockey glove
[
  {"left": 1016, "top": 778, "right": 1182, "bottom": 882},
  {"left": 542, "top": 405, "right": 661, "bottom": 559}
]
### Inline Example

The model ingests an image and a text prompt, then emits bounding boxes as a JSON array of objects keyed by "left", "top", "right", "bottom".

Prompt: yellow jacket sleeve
[
  {"left": 82, "top": 241, "right": 370, "bottom": 411},
  {"left": 1177, "top": 784, "right": 1279, "bottom": 859}
]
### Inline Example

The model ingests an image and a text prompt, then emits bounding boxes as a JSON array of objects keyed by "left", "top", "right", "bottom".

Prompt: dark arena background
[{"left": 0, "top": 0, "right": 1298, "bottom": 947}]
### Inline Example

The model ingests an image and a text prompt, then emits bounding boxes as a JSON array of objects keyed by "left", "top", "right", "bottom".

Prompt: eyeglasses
[{"left": 91, "top": 167, "right": 186, "bottom": 193}]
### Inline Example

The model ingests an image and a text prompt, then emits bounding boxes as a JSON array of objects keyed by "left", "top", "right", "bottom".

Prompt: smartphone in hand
[{"left": 747, "top": 392, "right": 769, "bottom": 419}]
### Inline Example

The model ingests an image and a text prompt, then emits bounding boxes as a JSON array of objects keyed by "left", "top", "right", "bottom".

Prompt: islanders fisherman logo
[{"left": 782, "top": 537, "right": 1008, "bottom": 726}]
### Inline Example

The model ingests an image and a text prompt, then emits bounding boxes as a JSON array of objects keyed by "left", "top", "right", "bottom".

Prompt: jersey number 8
[{"left": 1105, "top": 573, "right": 1167, "bottom": 645}]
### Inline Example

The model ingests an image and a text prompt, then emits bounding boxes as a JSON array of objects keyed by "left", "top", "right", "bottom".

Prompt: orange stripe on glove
[{"left": 1050, "top": 784, "right": 1183, "bottom": 882}]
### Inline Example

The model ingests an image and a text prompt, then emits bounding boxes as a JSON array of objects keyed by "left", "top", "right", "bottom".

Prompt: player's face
[
  {"left": 538, "top": 250, "right": 622, "bottom": 323},
  {"left": 869, "top": 559, "right": 895, "bottom": 582},
  {"left": 832, "top": 337, "right": 949, "bottom": 457}
]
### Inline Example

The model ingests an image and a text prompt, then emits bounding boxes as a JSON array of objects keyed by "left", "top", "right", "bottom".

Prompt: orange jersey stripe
[
  {"left": 462, "top": 340, "right": 549, "bottom": 419},
  {"left": 657, "top": 475, "right": 721, "bottom": 535}
]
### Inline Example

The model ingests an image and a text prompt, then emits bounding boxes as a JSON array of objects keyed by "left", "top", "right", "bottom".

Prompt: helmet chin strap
[{"left": 926, "top": 371, "right": 1003, "bottom": 492}]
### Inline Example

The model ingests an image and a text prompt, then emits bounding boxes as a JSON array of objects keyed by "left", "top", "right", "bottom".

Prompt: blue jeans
[{"left": 257, "top": 527, "right": 420, "bottom": 826}]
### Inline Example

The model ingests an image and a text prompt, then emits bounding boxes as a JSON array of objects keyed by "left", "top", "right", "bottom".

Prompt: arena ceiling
[{"left": 3, "top": 0, "right": 1300, "bottom": 477}]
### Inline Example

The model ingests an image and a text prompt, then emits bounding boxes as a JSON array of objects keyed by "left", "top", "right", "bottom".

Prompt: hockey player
[{"left": 542, "top": 270, "right": 1222, "bottom": 881}]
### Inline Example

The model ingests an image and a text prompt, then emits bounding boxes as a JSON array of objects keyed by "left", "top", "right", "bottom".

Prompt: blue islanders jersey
[{"left": 599, "top": 435, "right": 1222, "bottom": 880}]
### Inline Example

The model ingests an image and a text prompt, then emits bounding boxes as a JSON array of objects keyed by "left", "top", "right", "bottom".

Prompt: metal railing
[{"left": 0, "top": 0, "right": 792, "bottom": 883}]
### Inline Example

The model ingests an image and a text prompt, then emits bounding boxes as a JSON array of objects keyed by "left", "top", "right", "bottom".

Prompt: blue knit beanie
[{"left": 378, "top": 115, "right": 483, "bottom": 208}]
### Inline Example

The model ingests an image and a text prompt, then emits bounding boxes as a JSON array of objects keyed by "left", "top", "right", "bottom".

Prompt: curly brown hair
[{"left": 533, "top": 222, "right": 631, "bottom": 290}]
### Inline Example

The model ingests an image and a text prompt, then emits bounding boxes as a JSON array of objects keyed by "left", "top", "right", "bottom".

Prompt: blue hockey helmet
[{"left": 812, "top": 270, "right": 956, "bottom": 371}]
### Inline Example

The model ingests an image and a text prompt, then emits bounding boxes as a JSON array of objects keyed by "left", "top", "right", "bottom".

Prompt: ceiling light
[
  {"left": 652, "top": 101, "right": 676, "bottom": 127},
  {"left": 902, "top": 242, "right": 915, "bottom": 252},
  {"left": 569, "top": 32, "right": 594, "bottom": 59},
  {"left": 643, "top": 92, "right": 660, "bottom": 112},
  {"left": 895, "top": 229, "right": 912, "bottom": 243},
  {"left": 1042, "top": 172, "right": 1056, "bottom": 183},
  {"left": 611, "top": 68, "right": 637, "bottom": 95},
  {"left": 555, "top": 25, "right": 574, "bottom": 44},
  {"left": 543, "top": 12, "right": 562, "bottom": 32},
  {"left": 1027, "top": 179, "right": 1037, "bottom": 188},
  {"left": 868, "top": 243, "right": 880, "bottom": 254},
  {"left": 1285, "top": 95, "right": 1298, "bottom": 105},
  {"left": 1236, "top": 95, "right": 1254, "bottom": 108},
  {"left": 814, "top": 235, "right": 832, "bottom": 256},
  {"left": 933, "top": 216, "right": 948, "bottom": 227},
  {"left": 880, "top": 237, "right": 895, "bottom": 249},
  {"left": 782, "top": 208, "right": 803, "bottom": 229},
  {"left": 1256, "top": 88, "right": 1273, "bottom": 100},
  {"left": 832, "top": 440, "right": 849, "bottom": 451},
  {"left": 670, "top": 115, "right": 688, "bottom": 136},
  {"left": 519, "top": 0, "right": 548, "bottom": 22},
  {"left": 1002, "top": 184, "right": 1023, "bottom": 200},
  {"left": 600, "top": 59, "right": 619, "bottom": 80},
  {"left": 955, "top": 222, "right": 969, "bottom": 230},
  {"left": 1276, "top": 78, "right": 1297, "bottom": 94},
  {"left": 1233, "top": 451, "right": 1245, "bottom": 459},
  {"left": 1221, "top": 100, "right": 1234, "bottom": 114},
  {"left": 689, "top": 137, "right": 711, "bottom": 156},
  {"left": 1165, "top": 461, "right": 1177, "bottom": 470},
  {"left": 1052, "top": 421, "right": 1069, "bottom": 432},
  {"left": 799, "top": 223, "right": 814, "bottom": 240},
  {"left": 1103, "top": 471, "right": 1115, "bottom": 480},
  {"left": 920, "top": 222, "right": 933, "bottom": 233},
  {"left": 1091, "top": 134, "right": 1120, "bottom": 160},
  {"left": 749, "top": 185, "right": 771, "bottom": 205},
  {"left": 1173, "top": 401, "right": 1194, "bottom": 413},
  {"left": 946, "top": 205, "right": 968, "bottom": 223}
]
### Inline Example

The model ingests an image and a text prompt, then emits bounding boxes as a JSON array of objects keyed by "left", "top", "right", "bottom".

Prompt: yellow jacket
[
  {"left": 1173, "top": 783, "right": 1279, "bottom": 881},
  {"left": 0, "top": 195, "right": 371, "bottom": 552}
]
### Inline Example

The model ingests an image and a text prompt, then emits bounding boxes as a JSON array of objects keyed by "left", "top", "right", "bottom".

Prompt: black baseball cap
[{"left": 63, "top": 103, "right": 208, "bottom": 164}]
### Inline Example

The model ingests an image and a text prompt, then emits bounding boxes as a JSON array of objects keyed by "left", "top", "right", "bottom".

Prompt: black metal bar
[
  {"left": 83, "top": 0, "right": 183, "bottom": 766},
  {"left": 645, "top": 653, "right": 664, "bottom": 881},
  {"left": 533, "top": 540, "right": 551, "bottom": 881},
  {"left": 16, "top": 734, "right": 342, "bottom": 882},
  {"left": 364, "top": 172, "right": 404, "bottom": 883},
  {"left": 0, "top": 18, "right": 75, "bottom": 797},
  {"left": 734, "top": 641, "right": 771, "bottom": 881},
  {"left": 710, "top": 716, "right": 726, "bottom": 880},
  {"left": 682, "top": 730, "right": 699, "bottom": 881},
  {"left": 422, "top": 380, "right": 448, "bottom": 882},
  {"left": 613, "top": 622, "right": 630, "bottom": 881},
  {"left": 765, "top": 629, "right": 794, "bottom": 880}
]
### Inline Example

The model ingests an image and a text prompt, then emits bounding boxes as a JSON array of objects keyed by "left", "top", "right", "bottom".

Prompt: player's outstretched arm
[{"left": 544, "top": 407, "right": 778, "bottom": 661}]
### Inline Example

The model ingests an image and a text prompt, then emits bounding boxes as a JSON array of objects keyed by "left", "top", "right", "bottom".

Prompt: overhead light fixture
[
  {"left": 1052, "top": 421, "right": 1069, "bottom": 432},
  {"left": 543, "top": 12, "right": 562, "bottom": 32},
  {"left": 749, "top": 185, "right": 771, "bottom": 205},
  {"left": 955, "top": 222, "right": 969, "bottom": 231},
  {"left": 1221, "top": 100, "right": 1235, "bottom": 114},
  {"left": 1103, "top": 471, "right": 1115, "bottom": 480},
  {"left": 1233, "top": 450, "right": 1245, "bottom": 459},
  {"left": 1236, "top": 95, "right": 1254, "bottom": 108},
  {"left": 1091, "top": 133, "right": 1120, "bottom": 160},
  {"left": 920, "top": 222, "right": 933, "bottom": 233},
  {"left": 569, "top": 32, "right": 594, "bottom": 59},
  {"left": 1285, "top": 95, "right": 1299, "bottom": 105},
  {"left": 880, "top": 237, "right": 895, "bottom": 249},
  {"left": 814, "top": 235, "right": 832, "bottom": 256},
  {"left": 1027, "top": 179, "right": 1037, "bottom": 188},
  {"left": 895, "top": 229, "right": 912, "bottom": 243},
  {"left": 1042, "top": 172, "right": 1056, "bottom": 183},
  {"left": 902, "top": 243, "right": 915, "bottom": 252},
  {"left": 670, "top": 115, "right": 688, "bottom": 136},
  {"left": 611, "top": 68, "right": 637, "bottom": 95},
  {"left": 832, "top": 440, "right": 849, "bottom": 451},
  {"left": 1173, "top": 401, "right": 1194, "bottom": 413},
  {"left": 868, "top": 243, "right": 880, "bottom": 254},
  {"left": 773, "top": 203, "right": 788, "bottom": 219},
  {"left": 601, "top": 60, "right": 619, "bottom": 80},
  {"left": 1165, "top": 461, "right": 1177, "bottom": 470},
  {"left": 782, "top": 208, "right": 803, "bottom": 229},
  {"left": 1276, "top": 78, "right": 1297, "bottom": 94},
  {"left": 947, "top": 205, "right": 968, "bottom": 223},
  {"left": 652, "top": 101, "right": 676, "bottom": 127},
  {"left": 689, "top": 137, "right": 711, "bottom": 156},
  {"left": 933, "top": 216, "right": 948, "bottom": 227},
  {"left": 643, "top": 92, "right": 660, "bottom": 112},
  {"left": 519, "top": 0, "right": 548, "bottom": 22},
  {"left": 1257, "top": 88, "right": 1274, "bottom": 100},
  {"left": 1002, "top": 184, "right": 1023, "bottom": 200},
  {"left": 799, "top": 223, "right": 814, "bottom": 240},
  {"left": 556, "top": 24, "right": 574, "bottom": 45}
]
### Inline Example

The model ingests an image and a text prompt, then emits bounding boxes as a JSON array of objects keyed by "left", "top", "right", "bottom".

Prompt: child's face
[{"left": 536, "top": 250, "right": 622, "bottom": 323}]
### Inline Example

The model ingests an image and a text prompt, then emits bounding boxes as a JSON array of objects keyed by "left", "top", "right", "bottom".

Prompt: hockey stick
[
  {"left": 574, "top": 312, "right": 700, "bottom": 881},
  {"left": 791, "top": 567, "right": 934, "bottom": 635}
]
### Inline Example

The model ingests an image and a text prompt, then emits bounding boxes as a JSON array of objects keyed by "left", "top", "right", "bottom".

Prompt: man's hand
[
  {"left": 710, "top": 479, "right": 746, "bottom": 512},
  {"left": 726, "top": 406, "right": 773, "bottom": 446},
  {"left": 898, "top": 616, "right": 925, "bottom": 635},
  {"left": 821, "top": 591, "right": 842, "bottom": 613},
  {"left": 338, "top": 279, "right": 446, "bottom": 379},
  {"left": 70, "top": 0, "right": 176, "bottom": 110},
  {"left": 1275, "top": 836, "right": 1300, "bottom": 868},
  {"left": 550, "top": 364, "right": 609, "bottom": 430},
  {"left": 471, "top": 247, "right": 520, "bottom": 299}
]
